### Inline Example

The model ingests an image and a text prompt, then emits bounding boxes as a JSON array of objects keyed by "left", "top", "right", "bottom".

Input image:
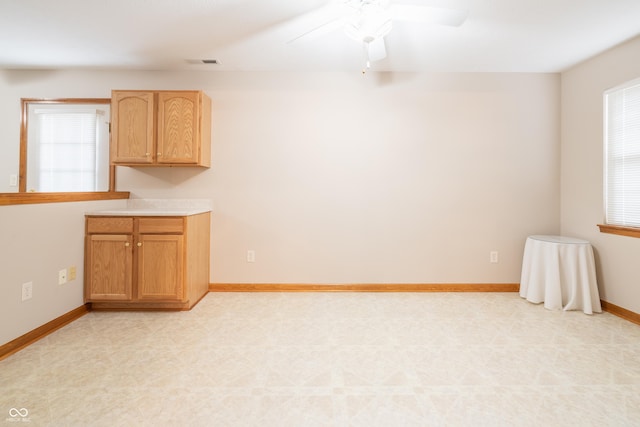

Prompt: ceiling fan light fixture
[{"left": 344, "top": 19, "right": 392, "bottom": 43}]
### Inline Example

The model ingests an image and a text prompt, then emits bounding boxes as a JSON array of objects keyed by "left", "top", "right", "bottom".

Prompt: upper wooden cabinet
[{"left": 110, "top": 90, "right": 211, "bottom": 167}]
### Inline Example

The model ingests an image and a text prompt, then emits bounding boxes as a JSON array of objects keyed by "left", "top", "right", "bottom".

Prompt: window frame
[
  {"left": 599, "top": 78, "right": 640, "bottom": 239},
  {"left": 0, "top": 98, "right": 129, "bottom": 206}
]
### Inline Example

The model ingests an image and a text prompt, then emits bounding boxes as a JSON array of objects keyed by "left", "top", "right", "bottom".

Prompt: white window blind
[
  {"left": 604, "top": 78, "right": 640, "bottom": 227},
  {"left": 26, "top": 104, "right": 109, "bottom": 192}
]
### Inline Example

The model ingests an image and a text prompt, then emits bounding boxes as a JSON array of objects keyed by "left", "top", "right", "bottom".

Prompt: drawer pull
[
  {"left": 137, "top": 242, "right": 142, "bottom": 247},
  {"left": 125, "top": 242, "right": 130, "bottom": 247}
]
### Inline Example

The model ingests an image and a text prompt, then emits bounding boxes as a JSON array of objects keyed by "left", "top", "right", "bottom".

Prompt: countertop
[{"left": 86, "top": 199, "right": 212, "bottom": 217}]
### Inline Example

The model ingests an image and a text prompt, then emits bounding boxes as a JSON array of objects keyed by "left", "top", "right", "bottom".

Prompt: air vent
[{"left": 201, "top": 59, "right": 219, "bottom": 64}]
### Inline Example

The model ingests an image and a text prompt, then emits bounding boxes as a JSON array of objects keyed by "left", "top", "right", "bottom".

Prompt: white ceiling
[{"left": 1, "top": 0, "right": 640, "bottom": 73}]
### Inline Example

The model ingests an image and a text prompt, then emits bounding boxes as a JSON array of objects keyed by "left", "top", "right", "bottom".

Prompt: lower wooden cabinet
[{"left": 85, "top": 212, "right": 210, "bottom": 310}]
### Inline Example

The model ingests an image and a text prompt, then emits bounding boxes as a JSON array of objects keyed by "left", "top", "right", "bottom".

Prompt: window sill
[
  {"left": 598, "top": 224, "right": 640, "bottom": 239},
  {"left": 0, "top": 191, "right": 130, "bottom": 206}
]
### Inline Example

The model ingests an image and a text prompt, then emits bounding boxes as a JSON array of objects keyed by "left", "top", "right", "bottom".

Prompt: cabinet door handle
[
  {"left": 157, "top": 152, "right": 162, "bottom": 156},
  {"left": 145, "top": 152, "right": 150, "bottom": 156},
  {"left": 125, "top": 242, "right": 130, "bottom": 247},
  {"left": 137, "top": 242, "right": 142, "bottom": 247}
]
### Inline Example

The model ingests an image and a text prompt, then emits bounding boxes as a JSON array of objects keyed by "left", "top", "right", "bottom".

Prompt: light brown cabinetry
[
  {"left": 85, "top": 212, "right": 210, "bottom": 310},
  {"left": 110, "top": 90, "right": 211, "bottom": 167}
]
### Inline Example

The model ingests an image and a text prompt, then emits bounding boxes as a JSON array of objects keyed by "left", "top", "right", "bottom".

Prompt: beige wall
[
  {"left": 0, "top": 200, "right": 127, "bottom": 345},
  {"left": 561, "top": 35, "right": 640, "bottom": 313},
  {"left": 1, "top": 69, "right": 560, "bottom": 345}
]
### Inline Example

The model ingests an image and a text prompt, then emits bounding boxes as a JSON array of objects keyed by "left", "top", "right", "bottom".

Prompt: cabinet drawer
[
  {"left": 87, "top": 217, "right": 134, "bottom": 234},
  {"left": 138, "top": 217, "right": 184, "bottom": 234}
]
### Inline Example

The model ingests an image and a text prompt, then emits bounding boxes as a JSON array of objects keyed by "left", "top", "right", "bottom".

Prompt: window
[
  {"left": 0, "top": 98, "right": 129, "bottom": 206},
  {"left": 603, "top": 78, "right": 640, "bottom": 231},
  {"left": 24, "top": 100, "right": 110, "bottom": 192}
]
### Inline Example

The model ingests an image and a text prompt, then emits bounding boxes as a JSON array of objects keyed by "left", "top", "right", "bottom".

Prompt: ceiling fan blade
[
  {"left": 287, "top": 18, "right": 343, "bottom": 44},
  {"left": 286, "top": 2, "right": 352, "bottom": 44},
  {"left": 367, "top": 37, "right": 387, "bottom": 62},
  {"left": 389, "top": 4, "right": 468, "bottom": 27}
]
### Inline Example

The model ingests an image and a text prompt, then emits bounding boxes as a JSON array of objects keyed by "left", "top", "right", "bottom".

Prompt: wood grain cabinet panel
[
  {"left": 157, "top": 92, "right": 199, "bottom": 164},
  {"left": 85, "top": 234, "right": 133, "bottom": 300},
  {"left": 86, "top": 217, "right": 134, "bottom": 234},
  {"left": 137, "top": 234, "right": 184, "bottom": 301},
  {"left": 111, "top": 91, "right": 155, "bottom": 164},
  {"left": 84, "top": 212, "right": 210, "bottom": 310},
  {"left": 110, "top": 90, "right": 211, "bottom": 167},
  {"left": 138, "top": 217, "right": 184, "bottom": 234}
]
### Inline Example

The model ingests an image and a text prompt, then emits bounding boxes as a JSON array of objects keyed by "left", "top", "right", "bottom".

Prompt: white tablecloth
[{"left": 519, "top": 235, "right": 601, "bottom": 314}]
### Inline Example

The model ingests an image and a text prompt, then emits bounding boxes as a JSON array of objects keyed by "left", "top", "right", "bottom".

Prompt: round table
[{"left": 519, "top": 235, "right": 601, "bottom": 314}]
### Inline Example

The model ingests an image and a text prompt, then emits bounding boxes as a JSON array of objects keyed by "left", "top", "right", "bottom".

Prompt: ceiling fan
[{"left": 288, "top": 0, "right": 468, "bottom": 71}]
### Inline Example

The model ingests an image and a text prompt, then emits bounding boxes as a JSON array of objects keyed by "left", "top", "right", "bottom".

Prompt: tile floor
[{"left": 2, "top": 292, "right": 640, "bottom": 426}]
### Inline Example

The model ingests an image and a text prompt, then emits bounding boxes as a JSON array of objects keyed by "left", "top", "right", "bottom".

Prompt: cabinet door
[
  {"left": 156, "top": 91, "right": 200, "bottom": 164},
  {"left": 136, "top": 234, "right": 184, "bottom": 301},
  {"left": 85, "top": 234, "right": 133, "bottom": 301},
  {"left": 111, "top": 91, "right": 155, "bottom": 164}
]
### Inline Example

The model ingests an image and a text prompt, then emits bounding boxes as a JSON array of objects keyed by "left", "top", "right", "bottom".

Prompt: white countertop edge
[
  {"left": 86, "top": 208, "right": 211, "bottom": 217},
  {"left": 86, "top": 198, "right": 212, "bottom": 217}
]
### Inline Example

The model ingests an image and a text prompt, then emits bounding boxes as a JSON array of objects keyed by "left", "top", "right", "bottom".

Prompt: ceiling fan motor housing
[{"left": 343, "top": 0, "right": 393, "bottom": 43}]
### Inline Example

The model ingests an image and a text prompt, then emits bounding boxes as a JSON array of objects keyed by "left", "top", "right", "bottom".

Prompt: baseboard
[
  {"left": 601, "top": 300, "right": 640, "bottom": 326},
  {"left": 0, "top": 304, "right": 90, "bottom": 361},
  {"left": 209, "top": 283, "right": 520, "bottom": 292}
]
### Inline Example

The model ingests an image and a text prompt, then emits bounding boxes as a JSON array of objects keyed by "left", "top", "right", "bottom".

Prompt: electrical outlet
[
  {"left": 247, "top": 250, "right": 256, "bottom": 263},
  {"left": 9, "top": 174, "right": 18, "bottom": 187},
  {"left": 22, "top": 282, "right": 33, "bottom": 301},
  {"left": 490, "top": 251, "right": 499, "bottom": 263},
  {"left": 68, "top": 266, "right": 77, "bottom": 281},
  {"left": 58, "top": 268, "right": 68, "bottom": 285}
]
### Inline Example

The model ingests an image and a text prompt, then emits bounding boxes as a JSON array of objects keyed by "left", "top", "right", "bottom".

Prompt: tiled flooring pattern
[{"left": 2, "top": 292, "right": 640, "bottom": 426}]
